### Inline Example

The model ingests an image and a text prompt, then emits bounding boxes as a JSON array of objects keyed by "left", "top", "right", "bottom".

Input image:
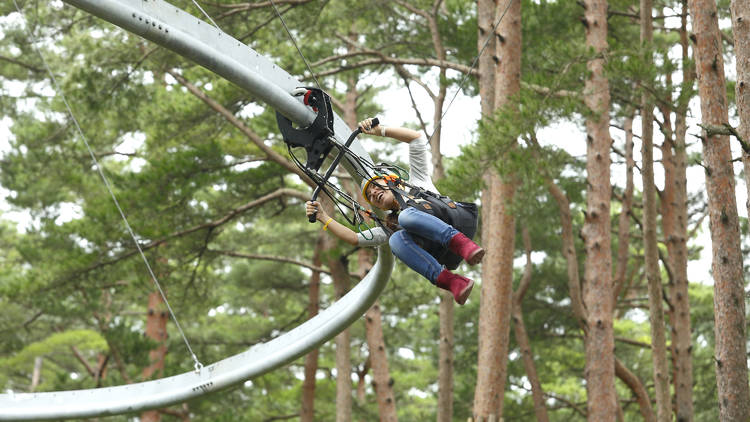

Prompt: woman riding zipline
[{"left": 306, "top": 118, "right": 484, "bottom": 305}]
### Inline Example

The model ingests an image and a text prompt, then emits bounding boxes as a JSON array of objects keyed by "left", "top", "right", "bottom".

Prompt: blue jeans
[{"left": 388, "top": 207, "right": 459, "bottom": 283}]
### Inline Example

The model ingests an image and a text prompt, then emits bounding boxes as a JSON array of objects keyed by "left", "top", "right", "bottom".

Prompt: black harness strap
[{"left": 385, "top": 178, "right": 479, "bottom": 270}]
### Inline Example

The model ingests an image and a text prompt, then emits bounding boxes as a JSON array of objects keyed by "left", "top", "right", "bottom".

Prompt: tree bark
[
  {"left": 661, "top": 4, "right": 695, "bottom": 419},
  {"left": 329, "top": 64, "right": 361, "bottom": 422},
  {"left": 300, "top": 236, "right": 323, "bottom": 422},
  {"left": 141, "top": 289, "right": 169, "bottom": 422},
  {"left": 581, "top": 0, "right": 617, "bottom": 420},
  {"left": 365, "top": 302, "right": 398, "bottom": 422},
  {"left": 613, "top": 113, "right": 634, "bottom": 303},
  {"left": 29, "top": 357, "right": 42, "bottom": 392},
  {"left": 639, "top": 2, "right": 671, "bottom": 420},
  {"left": 614, "top": 359, "right": 655, "bottom": 422},
  {"left": 512, "top": 227, "right": 549, "bottom": 422},
  {"left": 476, "top": 0, "right": 496, "bottom": 117},
  {"left": 687, "top": 0, "right": 750, "bottom": 420},
  {"left": 473, "top": 0, "right": 520, "bottom": 419},
  {"left": 731, "top": 0, "right": 750, "bottom": 221},
  {"left": 546, "top": 178, "right": 656, "bottom": 422},
  {"left": 437, "top": 290, "right": 454, "bottom": 422},
  {"left": 397, "top": 6, "right": 456, "bottom": 420},
  {"left": 322, "top": 225, "right": 354, "bottom": 422}
]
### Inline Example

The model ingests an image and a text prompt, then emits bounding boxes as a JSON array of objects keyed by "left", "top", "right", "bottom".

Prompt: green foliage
[
  {"left": 0, "top": 0, "right": 732, "bottom": 420},
  {"left": 1, "top": 330, "right": 107, "bottom": 369}
]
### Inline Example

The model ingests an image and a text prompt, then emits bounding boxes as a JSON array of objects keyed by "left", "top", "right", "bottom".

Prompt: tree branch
[
  {"left": 698, "top": 123, "right": 750, "bottom": 154},
  {"left": 70, "top": 345, "right": 96, "bottom": 378},
  {"left": 208, "top": 249, "right": 330, "bottom": 274},
  {"left": 166, "top": 70, "right": 313, "bottom": 184},
  {"left": 313, "top": 56, "right": 474, "bottom": 79},
  {"left": 208, "top": 0, "right": 314, "bottom": 20},
  {"left": 58, "top": 188, "right": 311, "bottom": 283},
  {"left": 0, "top": 54, "right": 44, "bottom": 73}
]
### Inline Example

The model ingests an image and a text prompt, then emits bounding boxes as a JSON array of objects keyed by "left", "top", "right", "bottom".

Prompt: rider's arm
[
  {"left": 358, "top": 118, "right": 437, "bottom": 191},
  {"left": 358, "top": 118, "right": 420, "bottom": 143},
  {"left": 306, "top": 201, "right": 358, "bottom": 245}
]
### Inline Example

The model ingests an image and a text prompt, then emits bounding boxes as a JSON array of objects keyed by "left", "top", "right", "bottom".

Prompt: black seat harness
[{"left": 383, "top": 177, "right": 479, "bottom": 270}]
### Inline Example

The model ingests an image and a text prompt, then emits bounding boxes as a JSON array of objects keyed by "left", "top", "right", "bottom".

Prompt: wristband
[
  {"left": 380, "top": 125, "right": 387, "bottom": 137},
  {"left": 322, "top": 217, "right": 334, "bottom": 231}
]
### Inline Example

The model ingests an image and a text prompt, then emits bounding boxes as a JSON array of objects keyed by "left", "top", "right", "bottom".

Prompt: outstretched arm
[
  {"left": 358, "top": 118, "right": 420, "bottom": 143},
  {"left": 306, "top": 201, "right": 358, "bottom": 245}
]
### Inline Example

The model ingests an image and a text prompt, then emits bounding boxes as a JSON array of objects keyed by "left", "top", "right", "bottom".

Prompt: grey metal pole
[
  {"left": 0, "top": 247, "right": 392, "bottom": 421},
  {"left": 0, "top": 1, "right": 391, "bottom": 420},
  {"left": 62, "top": 0, "right": 370, "bottom": 164}
]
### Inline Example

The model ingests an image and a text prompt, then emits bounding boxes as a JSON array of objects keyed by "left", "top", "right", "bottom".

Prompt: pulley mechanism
[{"left": 275, "top": 87, "right": 334, "bottom": 171}]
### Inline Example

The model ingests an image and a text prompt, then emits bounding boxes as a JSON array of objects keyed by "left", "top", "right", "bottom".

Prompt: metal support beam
[
  {"left": 62, "top": 0, "right": 371, "bottom": 170},
  {"left": 0, "top": 1, "right": 391, "bottom": 420},
  {"left": 0, "top": 248, "right": 392, "bottom": 420}
]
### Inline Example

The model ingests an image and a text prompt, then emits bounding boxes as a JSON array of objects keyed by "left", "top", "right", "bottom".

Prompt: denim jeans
[{"left": 388, "top": 207, "right": 459, "bottom": 283}]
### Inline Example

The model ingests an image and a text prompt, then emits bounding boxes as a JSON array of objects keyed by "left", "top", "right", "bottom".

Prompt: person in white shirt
[{"left": 306, "top": 118, "right": 483, "bottom": 305}]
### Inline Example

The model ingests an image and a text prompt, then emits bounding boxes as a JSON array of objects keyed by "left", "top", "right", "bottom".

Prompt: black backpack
[{"left": 387, "top": 181, "right": 479, "bottom": 270}]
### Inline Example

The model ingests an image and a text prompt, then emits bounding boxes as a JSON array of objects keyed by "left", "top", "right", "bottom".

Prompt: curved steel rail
[
  {"left": 0, "top": 248, "right": 392, "bottom": 420},
  {"left": 60, "top": 0, "right": 371, "bottom": 174},
  {"left": 0, "top": 1, "right": 392, "bottom": 420}
]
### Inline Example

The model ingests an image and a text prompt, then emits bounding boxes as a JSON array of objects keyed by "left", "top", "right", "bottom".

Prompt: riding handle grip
[{"left": 308, "top": 117, "right": 380, "bottom": 223}]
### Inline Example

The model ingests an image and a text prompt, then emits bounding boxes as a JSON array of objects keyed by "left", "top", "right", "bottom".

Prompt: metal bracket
[{"left": 275, "top": 87, "right": 334, "bottom": 171}]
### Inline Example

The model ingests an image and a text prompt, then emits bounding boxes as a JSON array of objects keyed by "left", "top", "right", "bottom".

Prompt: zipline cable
[
  {"left": 428, "top": 0, "right": 515, "bottom": 146},
  {"left": 13, "top": 0, "right": 203, "bottom": 373}
]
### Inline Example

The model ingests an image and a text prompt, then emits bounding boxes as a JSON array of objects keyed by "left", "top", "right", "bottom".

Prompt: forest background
[{"left": 0, "top": 0, "right": 748, "bottom": 421}]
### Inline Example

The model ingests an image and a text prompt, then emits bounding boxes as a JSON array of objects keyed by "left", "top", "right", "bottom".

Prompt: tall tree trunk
[
  {"left": 29, "top": 357, "right": 42, "bottom": 392},
  {"left": 512, "top": 227, "right": 549, "bottom": 422},
  {"left": 300, "top": 236, "right": 323, "bottom": 422},
  {"left": 731, "top": 0, "right": 750, "bottom": 219},
  {"left": 326, "top": 230, "right": 353, "bottom": 422},
  {"left": 396, "top": 7, "right": 457, "bottom": 420},
  {"left": 613, "top": 113, "right": 634, "bottom": 303},
  {"left": 688, "top": 0, "right": 750, "bottom": 420},
  {"left": 473, "top": 0, "right": 520, "bottom": 419},
  {"left": 365, "top": 302, "right": 398, "bottom": 422},
  {"left": 475, "top": 0, "right": 497, "bottom": 416},
  {"left": 437, "top": 291, "right": 454, "bottom": 422},
  {"left": 340, "top": 76, "right": 398, "bottom": 420},
  {"left": 639, "top": 2, "right": 671, "bottom": 420},
  {"left": 428, "top": 17, "right": 455, "bottom": 422},
  {"left": 476, "top": 0, "right": 496, "bottom": 118},
  {"left": 477, "top": 0, "right": 496, "bottom": 278},
  {"left": 661, "top": 5, "right": 695, "bottom": 418},
  {"left": 546, "top": 178, "right": 655, "bottom": 422},
  {"left": 329, "top": 66, "right": 360, "bottom": 422},
  {"left": 581, "top": 0, "right": 617, "bottom": 420},
  {"left": 141, "top": 290, "right": 169, "bottom": 422}
]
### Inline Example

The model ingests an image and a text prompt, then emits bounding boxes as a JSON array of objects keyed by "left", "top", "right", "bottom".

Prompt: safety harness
[{"left": 383, "top": 177, "right": 479, "bottom": 270}]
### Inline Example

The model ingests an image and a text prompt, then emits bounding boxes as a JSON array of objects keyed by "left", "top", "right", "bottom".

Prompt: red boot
[
  {"left": 448, "top": 233, "right": 485, "bottom": 265},
  {"left": 436, "top": 269, "right": 474, "bottom": 305}
]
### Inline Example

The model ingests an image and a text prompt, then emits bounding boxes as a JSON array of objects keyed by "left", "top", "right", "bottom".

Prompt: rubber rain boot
[
  {"left": 435, "top": 269, "right": 474, "bottom": 305},
  {"left": 448, "top": 232, "right": 485, "bottom": 265}
]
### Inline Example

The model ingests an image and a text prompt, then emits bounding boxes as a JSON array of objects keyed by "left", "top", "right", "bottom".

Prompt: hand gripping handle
[{"left": 308, "top": 118, "right": 379, "bottom": 223}]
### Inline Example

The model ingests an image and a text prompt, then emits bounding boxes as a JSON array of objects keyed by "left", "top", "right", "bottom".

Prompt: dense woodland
[{"left": 0, "top": 0, "right": 749, "bottom": 421}]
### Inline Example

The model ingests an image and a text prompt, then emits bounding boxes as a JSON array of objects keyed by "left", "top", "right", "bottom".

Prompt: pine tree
[
  {"left": 687, "top": 0, "right": 750, "bottom": 420},
  {"left": 581, "top": 0, "right": 617, "bottom": 419}
]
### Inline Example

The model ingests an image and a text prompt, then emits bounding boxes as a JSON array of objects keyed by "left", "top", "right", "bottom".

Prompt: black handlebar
[{"left": 308, "top": 118, "right": 379, "bottom": 223}]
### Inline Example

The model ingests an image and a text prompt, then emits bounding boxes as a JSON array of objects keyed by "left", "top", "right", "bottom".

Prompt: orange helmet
[{"left": 361, "top": 174, "right": 399, "bottom": 205}]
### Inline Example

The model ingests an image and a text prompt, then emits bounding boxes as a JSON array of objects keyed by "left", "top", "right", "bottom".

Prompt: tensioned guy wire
[
  {"left": 428, "top": 0, "right": 515, "bottom": 145},
  {"left": 13, "top": 0, "right": 203, "bottom": 373},
  {"left": 190, "top": 0, "right": 222, "bottom": 31},
  {"left": 269, "top": 0, "right": 323, "bottom": 92}
]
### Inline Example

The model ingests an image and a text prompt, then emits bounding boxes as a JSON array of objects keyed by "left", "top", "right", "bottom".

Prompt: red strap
[{"left": 303, "top": 90, "right": 318, "bottom": 112}]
